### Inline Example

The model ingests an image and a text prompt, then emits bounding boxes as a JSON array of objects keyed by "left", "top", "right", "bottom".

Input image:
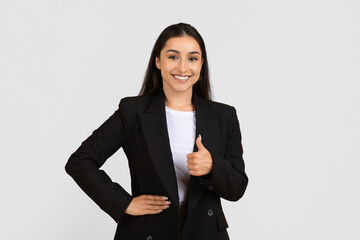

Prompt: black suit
[{"left": 65, "top": 89, "right": 248, "bottom": 240}]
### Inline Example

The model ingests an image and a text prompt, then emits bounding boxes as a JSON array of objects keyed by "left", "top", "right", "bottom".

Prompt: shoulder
[
  {"left": 201, "top": 98, "right": 237, "bottom": 117},
  {"left": 208, "top": 99, "right": 235, "bottom": 112},
  {"left": 200, "top": 98, "right": 240, "bottom": 132},
  {"left": 119, "top": 94, "right": 152, "bottom": 107},
  {"left": 117, "top": 94, "right": 152, "bottom": 115}
]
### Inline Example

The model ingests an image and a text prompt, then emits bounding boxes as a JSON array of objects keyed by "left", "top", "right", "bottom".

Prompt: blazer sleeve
[
  {"left": 65, "top": 98, "right": 133, "bottom": 223},
  {"left": 198, "top": 106, "right": 248, "bottom": 201}
]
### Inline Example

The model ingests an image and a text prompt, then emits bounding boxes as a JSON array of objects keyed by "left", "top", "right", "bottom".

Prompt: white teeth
[{"left": 174, "top": 75, "right": 189, "bottom": 80}]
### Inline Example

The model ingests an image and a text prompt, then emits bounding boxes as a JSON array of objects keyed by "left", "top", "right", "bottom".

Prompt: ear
[
  {"left": 155, "top": 57, "right": 161, "bottom": 70},
  {"left": 201, "top": 58, "right": 204, "bottom": 65}
]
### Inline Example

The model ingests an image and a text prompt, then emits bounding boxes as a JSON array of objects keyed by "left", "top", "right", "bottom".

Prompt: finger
[
  {"left": 196, "top": 134, "right": 205, "bottom": 150},
  {"left": 146, "top": 199, "right": 171, "bottom": 206},
  {"left": 143, "top": 204, "right": 168, "bottom": 210},
  {"left": 187, "top": 158, "right": 198, "bottom": 165},
  {"left": 189, "top": 169, "right": 201, "bottom": 176},
  {"left": 143, "top": 195, "right": 168, "bottom": 200},
  {"left": 144, "top": 204, "right": 170, "bottom": 214},
  {"left": 156, "top": 204, "right": 170, "bottom": 209},
  {"left": 145, "top": 209, "right": 164, "bottom": 214},
  {"left": 187, "top": 164, "right": 200, "bottom": 171}
]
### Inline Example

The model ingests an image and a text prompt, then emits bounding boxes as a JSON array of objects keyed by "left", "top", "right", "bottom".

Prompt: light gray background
[{"left": 1, "top": 0, "right": 359, "bottom": 239}]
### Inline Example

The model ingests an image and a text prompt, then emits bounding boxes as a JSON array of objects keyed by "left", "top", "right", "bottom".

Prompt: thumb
[{"left": 196, "top": 134, "right": 204, "bottom": 150}]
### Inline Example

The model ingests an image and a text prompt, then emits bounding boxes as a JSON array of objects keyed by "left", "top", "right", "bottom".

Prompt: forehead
[{"left": 162, "top": 35, "right": 201, "bottom": 54}]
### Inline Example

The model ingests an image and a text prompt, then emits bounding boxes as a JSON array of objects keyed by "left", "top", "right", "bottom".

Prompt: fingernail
[
  {"left": 165, "top": 201, "right": 171, "bottom": 204},
  {"left": 163, "top": 196, "right": 168, "bottom": 200}
]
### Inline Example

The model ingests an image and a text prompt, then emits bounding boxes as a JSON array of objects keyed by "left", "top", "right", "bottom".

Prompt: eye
[
  {"left": 189, "top": 57, "right": 198, "bottom": 61},
  {"left": 168, "top": 55, "right": 178, "bottom": 60}
]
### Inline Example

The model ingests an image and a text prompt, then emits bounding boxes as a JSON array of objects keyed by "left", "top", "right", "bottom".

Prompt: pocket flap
[{"left": 216, "top": 212, "right": 229, "bottom": 232}]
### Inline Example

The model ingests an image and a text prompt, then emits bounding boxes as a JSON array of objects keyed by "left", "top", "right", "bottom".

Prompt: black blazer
[{"left": 65, "top": 89, "right": 248, "bottom": 240}]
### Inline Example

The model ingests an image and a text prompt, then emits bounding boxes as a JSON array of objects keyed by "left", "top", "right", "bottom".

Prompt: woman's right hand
[{"left": 125, "top": 195, "right": 171, "bottom": 216}]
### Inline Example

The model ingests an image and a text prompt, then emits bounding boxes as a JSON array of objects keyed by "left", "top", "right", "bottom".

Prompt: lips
[{"left": 172, "top": 74, "right": 190, "bottom": 83}]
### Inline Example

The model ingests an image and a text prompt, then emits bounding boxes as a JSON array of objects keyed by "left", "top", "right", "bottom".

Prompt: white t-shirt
[{"left": 165, "top": 106, "right": 196, "bottom": 205}]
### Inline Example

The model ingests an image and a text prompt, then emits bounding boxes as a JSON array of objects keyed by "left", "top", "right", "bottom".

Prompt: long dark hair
[{"left": 138, "top": 23, "right": 212, "bottom": 100}]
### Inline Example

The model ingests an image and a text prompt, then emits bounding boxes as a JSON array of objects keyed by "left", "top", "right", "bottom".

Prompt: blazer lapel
[
  {"left": 187, "top": 92, "right": 221, "bottom": 218},
  {"left": 138, "top": 90, "right": 180, "bottom": 207},
  {"left": 138, "top": 90, "right": 221, "bottom": 215}
]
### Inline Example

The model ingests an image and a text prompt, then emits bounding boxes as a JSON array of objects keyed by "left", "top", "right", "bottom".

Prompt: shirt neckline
[{"left": 165, "top": 106, "right": 195, "bottom": 116}]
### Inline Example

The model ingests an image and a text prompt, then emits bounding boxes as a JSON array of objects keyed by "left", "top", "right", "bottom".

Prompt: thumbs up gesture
[{"left": 186, "top": 134, "right": 214, "bottom": 176}]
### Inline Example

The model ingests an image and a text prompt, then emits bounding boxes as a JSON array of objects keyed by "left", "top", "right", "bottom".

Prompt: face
[{"left": 155, "top": 35, "right": 203, "bottom": 97}]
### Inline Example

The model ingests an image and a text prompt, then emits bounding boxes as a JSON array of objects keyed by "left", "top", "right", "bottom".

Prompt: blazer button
[
  {"left": 207, "top": 209, "right": 214, "bottom": 216},
  {"left": 207, "top": 185, "right": 214, "bottom": 190},
  {"left": 146, "top": 236, "right": 153, "bottom": 240}
]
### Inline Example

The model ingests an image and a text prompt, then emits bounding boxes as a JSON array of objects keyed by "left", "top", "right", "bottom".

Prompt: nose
[{"left": 178, "top": 58, "right": 187, "bottom": 73}]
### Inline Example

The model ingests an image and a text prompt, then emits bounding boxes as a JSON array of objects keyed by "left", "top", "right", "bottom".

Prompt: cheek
[
  {"left": 191, "top": 64, "right": 202, "bottom": 74},
  {"left": 161, "top": 62, "right": 176, "bottom": 74},
  {"left": 160, "top": 66, "right": 175, "bottom": 80}
]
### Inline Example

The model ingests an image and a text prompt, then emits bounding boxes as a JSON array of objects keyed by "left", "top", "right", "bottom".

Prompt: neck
[{"left": 163, "top": 87, "right": 194, "bottom": 111}]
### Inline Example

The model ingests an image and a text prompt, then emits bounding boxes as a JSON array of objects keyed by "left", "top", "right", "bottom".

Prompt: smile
[{"left": 172, "top": 74, "right": 190, "bottom": 82}]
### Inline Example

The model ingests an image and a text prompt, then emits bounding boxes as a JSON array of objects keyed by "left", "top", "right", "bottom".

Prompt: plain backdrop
[{"left": 1, "top": 0, "right": 359, "bottom": 239}]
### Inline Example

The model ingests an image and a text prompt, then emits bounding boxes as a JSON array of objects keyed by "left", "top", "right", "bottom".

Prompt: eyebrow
[{"left": 166, "top": 49, "right": 200, "bottom": 55}]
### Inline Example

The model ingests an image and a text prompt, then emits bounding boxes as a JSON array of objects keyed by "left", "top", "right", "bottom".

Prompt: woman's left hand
[{"left": 186, "top": 135, "right": 214, "bottom": 176}]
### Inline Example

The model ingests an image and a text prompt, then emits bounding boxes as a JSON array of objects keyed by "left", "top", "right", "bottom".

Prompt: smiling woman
[
  {"left": 155, "top": 35, "right": 204, "bottom": 110},
  {"left": 65, "top": 23, "right": 248, "bottom": 240}
]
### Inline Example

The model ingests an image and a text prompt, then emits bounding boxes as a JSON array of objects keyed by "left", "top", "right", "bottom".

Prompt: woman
[{"left": 65, "top": 23, "right": 248, "bottom": 240}]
